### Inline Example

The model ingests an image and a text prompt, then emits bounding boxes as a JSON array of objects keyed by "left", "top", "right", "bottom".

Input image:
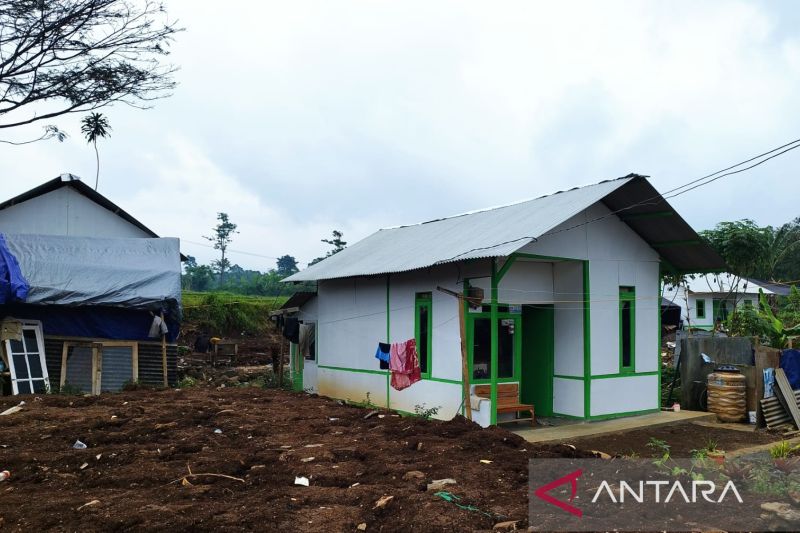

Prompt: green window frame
[
  {"left": 619, "top": 287, "right": 635, "bottom": 373},
  {"left": 415, "top": 292, "right": 432, "bottom": 376},
  {"left": 466, "top": 312, "right": 522, "bottom": 384},
  {"left": 696, "top": 299, "right": 706, "bottom": 319}
]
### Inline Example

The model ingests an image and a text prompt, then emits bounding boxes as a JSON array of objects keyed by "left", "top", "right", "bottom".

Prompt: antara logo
[{"left": 533, "top": 469, "right": 583, "bottom": 517}]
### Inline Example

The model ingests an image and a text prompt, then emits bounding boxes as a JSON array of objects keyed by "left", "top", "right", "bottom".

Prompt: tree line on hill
[{"left": 181, "top": 212, "right": 346, "bottom": 295}]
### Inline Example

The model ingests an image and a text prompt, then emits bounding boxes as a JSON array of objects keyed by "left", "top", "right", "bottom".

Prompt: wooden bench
[{"left": 474, "top": 383, "right": 534, "bottom": 426}]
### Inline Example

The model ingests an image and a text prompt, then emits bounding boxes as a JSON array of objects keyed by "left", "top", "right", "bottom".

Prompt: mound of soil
[{"left": 0, "top": 387, "right": 593, "bottom": 532}]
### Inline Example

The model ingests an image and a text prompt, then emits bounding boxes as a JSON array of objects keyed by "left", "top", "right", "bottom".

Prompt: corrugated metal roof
[
  {"left": 285, "top": 174, "right": 726, "bottom": 282},
  {"left": 664, "top": 273, "right": 788, "bottom": 296}
]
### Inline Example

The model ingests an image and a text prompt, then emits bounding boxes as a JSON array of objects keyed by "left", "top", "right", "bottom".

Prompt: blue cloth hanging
[{"left": 0, "top": 233, "right": 29, "bottom": 304}]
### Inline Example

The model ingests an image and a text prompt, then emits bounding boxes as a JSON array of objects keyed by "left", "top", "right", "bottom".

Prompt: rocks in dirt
[
  {"left": 300, "top": 457, "right": 315, "bottom": 463},
  {"left": 363, "top": 410, "right": 381, "bottom": 420},
  {"left": 761, "top": 502, "right": 800, "bottom": 523},
  {"left": 492, "top": 520, "right": 519, "bottom": 530},
  {"left": 426, "top": 478, "right": 457, "bottom": 492},
  {"left": 356, "top": 523, "right": 367, "bottom": 531},
  {"left": 591, "top": 450, "right": 612, "bottom": 459},
  {"left": 72, "top": 440, "right": 87, "bottom": 449},
  {"left": 402, "top": 470, "right": 425, "bottom": 481},
  {"left": 373, "top": 495, "right": 394, "bottom": 509}
]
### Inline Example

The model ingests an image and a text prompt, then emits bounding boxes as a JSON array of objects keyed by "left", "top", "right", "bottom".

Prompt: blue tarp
[
  {"left": 2, "top": 304, "right": 179, "bottom": 342},
  {"left": 781, "top": 349, "right": 800, "bottom": 390},
  {"left": 0, "top": 234, "right": 30, "bottom": 303}
]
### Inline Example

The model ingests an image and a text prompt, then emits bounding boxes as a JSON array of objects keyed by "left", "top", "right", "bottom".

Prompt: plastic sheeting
[
  {"left": 1, "top": 233, "right": 181, "bottom": 313},
  {"left": 0, "top": 234, "right": 30, "bottom": 303}
]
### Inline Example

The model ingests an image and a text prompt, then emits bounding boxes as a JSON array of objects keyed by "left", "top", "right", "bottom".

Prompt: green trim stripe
[
  {"left": 318, "top": 365, "right": 388, "bottom": 376},
  {"left": 582, "top": 261, "right": 591, "bottom": 419}
]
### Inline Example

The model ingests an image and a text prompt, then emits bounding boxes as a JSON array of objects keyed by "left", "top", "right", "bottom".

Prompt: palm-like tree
[{"left": 80, "top": 113, "right": 111, "bottom": 190}]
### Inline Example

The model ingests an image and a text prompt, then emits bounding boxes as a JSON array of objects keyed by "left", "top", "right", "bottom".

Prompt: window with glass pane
[
  {"left": 620, "top": 287, "right": 635, "bottom": 372},
  {"left": 696, "top": 299, "right": 706, "bottom": 319},
  {"left": 5, "top": 323, "right": 50, "bottom": 395},
  {"left": 498, "top": 319, "right": 515, "bottom": 378},
  {"left": 472, "top": 318, "right": 490, "bottom": 380},
  {"left": 415, "top": 293, "right": 432, "bottom": 375}
]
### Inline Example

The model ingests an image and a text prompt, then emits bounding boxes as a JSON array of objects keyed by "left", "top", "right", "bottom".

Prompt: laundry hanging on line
[
  {"left": 390, "top": 338, "right": 421, "bottom": 391},
  {"left": 375, "top": 342, "right": 390, "bottom": 370}
]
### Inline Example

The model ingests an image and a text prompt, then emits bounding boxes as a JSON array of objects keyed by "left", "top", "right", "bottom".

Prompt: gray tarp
[{"left": 4, "top": 234, "right": 181, "bottom": 311}]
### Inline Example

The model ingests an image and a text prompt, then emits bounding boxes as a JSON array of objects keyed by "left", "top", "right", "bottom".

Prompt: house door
[{"left": 521, "top": 305, "right": 554, "bottom": 417}]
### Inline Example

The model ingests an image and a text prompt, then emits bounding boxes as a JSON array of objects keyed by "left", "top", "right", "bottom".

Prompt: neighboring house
[
  {"left": 283, "top": 174, "right": 725, "bottom": 427},
  {"left": 663, "top": 273, "right": 790, "bottom": 330},
  {"left": 0, "top": 175, "right": 183, "bottom": 395}
]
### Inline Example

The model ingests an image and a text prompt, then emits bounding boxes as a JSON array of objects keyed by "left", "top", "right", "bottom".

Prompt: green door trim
[{"left": 583, "top": 261, "right": 591, "bottom": 419}]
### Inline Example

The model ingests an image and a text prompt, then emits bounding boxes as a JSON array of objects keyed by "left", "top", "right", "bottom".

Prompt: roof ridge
[{"left": 380, "top": 174, "right": 645, "bottom": 231}]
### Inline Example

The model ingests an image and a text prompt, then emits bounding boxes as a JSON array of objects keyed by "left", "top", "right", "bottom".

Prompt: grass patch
[{"left": 182, "top": 291, "right": 288, "bottom": 336}]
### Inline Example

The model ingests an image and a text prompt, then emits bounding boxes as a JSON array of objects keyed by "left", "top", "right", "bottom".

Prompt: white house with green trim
[
  {"left": 662, "top": 273, "right": 787, "bottom": 330},
  {"left": 284, "top": 175, "right": 725, "bottom": 426}
]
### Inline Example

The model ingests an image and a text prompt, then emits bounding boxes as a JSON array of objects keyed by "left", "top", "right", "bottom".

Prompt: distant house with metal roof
[
  {"left": 663, "top": 272, "right": 790, "bottom": 330},
  {"left": 283, "top": 174, "right": 725, "bottom": 427}
]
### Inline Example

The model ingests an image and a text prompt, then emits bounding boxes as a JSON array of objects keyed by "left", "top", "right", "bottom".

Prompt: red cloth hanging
[{"left": 390, "top": 338, "right": 421, "bottom": 391}]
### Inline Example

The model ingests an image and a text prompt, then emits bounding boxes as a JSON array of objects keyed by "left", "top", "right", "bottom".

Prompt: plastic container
[{"left": 707, "top": 366, "right": 747, "bottom": 422}]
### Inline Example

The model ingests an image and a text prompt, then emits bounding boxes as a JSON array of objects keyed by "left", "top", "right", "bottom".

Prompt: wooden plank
[
  {"left": 60, "top": 342, "right": 68, "bottom": 388},
  {"left": 132, "top": 342, "right": 139, "bottom": 382},
  {"left": 775, "top": 368, "right": 800, "bottom": 430},
  {"left": 161, "top": 312, "right": 168, "bottom": 388}
]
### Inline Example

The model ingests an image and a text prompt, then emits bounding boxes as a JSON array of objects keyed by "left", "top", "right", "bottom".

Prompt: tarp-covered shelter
[{"left": 0, "top": 233, "right": 182, "bottom": 395}]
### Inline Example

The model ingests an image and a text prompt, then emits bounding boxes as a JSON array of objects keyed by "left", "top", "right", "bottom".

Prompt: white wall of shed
[{"left": 0, "top": 187, "right": 152, "bottom": 238}]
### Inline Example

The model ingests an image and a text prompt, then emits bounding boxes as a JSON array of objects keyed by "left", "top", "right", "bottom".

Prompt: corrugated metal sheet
[
  {"left": 285, "top": 177, "right": 634, "bottom": 281},
  {"left": 100, "top": 346, "right": 134, "bottom": 392},
  {"left": 43, "top": 338, "right": 178, "bottom": 390}
]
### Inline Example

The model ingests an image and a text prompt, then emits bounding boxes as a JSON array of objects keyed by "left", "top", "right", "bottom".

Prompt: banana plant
[{"left": 758, "top": 289, "right": 800, "bottom": 348}]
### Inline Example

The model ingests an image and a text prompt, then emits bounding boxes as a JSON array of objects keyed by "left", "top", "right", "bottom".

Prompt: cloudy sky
[{"left": 1, "top": 0, "right": 799, "bottom": 271}]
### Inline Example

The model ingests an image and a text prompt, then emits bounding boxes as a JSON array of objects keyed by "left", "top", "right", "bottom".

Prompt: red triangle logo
[{"left": 533, "top": 468, "right": 583, "bottom": 517}]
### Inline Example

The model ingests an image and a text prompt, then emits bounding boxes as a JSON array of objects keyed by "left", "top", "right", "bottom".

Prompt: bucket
[{"left": 707, "top": 366, "right": 747, "bottom": 423}]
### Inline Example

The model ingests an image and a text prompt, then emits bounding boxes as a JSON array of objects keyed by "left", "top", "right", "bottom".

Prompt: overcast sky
[{"left": 1, "top": 0, "right": 799, "bottom": 271}]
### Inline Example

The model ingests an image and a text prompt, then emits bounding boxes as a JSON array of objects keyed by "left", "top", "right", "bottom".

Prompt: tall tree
[
  {"left": 203, "top": 213, "right": 238, "bottom": 283},
  {"left": 701, "top": 219, "right": 800, "bottom": 280},
  {"left": 309, "top": 230, "right": 347, "bottom": 266},
  {"left": 276, "top": 255, "right": 299, "bottom": 277},
  {"left": 80, "top": 112, "right": 111, "bottom": 190},
  {"left": 0, "top": 0, "right": 180, "bottom": 135}
]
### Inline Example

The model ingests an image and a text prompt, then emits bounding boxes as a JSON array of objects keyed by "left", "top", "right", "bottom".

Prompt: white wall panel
[
  {"left": 590, "top": 375, "right": 658, "bottom": 416},
  {"left": 497, "top": 261, "right": 553, "bottom": 303},
  {"left": 317, "top": 367, "right": 388, "bottom": 408},
  {"left": 389, "top": 380, "right": 462, "bottom": 419},
  {"left": 318, "top": 277, "right": 386, "bottom": 370},
  {"left": 635, "top": 261, "right": 659, "bottom": 373},
  {"left": 553, "top": 261, "right": 584, "bottom": 377},
  {"left": 589, "top": 260, "right": 620, "bottom": 376},
  {"left": 553, "top": 378, "right": 584, "bottom": 417},
  {"left": 0, "top": 187, "right": 152, "bottom": 238}
]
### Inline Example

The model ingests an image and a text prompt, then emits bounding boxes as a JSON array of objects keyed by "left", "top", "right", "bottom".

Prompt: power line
[
  {"left": 539, "top": 137, "right": 800, "bottom": 240},
  {"left": 181, "top": 239, "right": 308, "bottom": 264}
]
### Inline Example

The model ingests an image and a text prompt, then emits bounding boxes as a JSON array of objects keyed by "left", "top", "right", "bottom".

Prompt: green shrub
[{"left": 182, "top": 292, "right": 287, "bottom": 336}]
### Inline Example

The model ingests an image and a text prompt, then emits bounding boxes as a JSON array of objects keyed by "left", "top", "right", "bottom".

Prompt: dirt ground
[
  {"left": 569, "top": 420, "right": 784, "bottom": 458},
  {"left": 0, "top": 386, "right": 596, "bottom": 532}
]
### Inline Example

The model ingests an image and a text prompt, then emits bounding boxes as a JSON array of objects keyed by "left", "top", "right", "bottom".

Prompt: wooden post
[
  {"left": 458, "top": 293, "right": 472, "bottom": 421},
  {"left": 278, "top": 337, "right": 285, "bottom": 387},
  {"left": 161, "top": 312, "right": 168, "bottom": 388},
  {"left": 437, "top": 286, "right": 473, "bottom": 421}
]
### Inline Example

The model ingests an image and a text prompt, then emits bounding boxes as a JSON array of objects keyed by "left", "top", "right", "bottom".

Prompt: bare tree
[
  {"left": 203, "top": 213, "right": 238, "bottom": 283},
  {"left": 0, "top": 0, "right": 181, "bottom": 134}
]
